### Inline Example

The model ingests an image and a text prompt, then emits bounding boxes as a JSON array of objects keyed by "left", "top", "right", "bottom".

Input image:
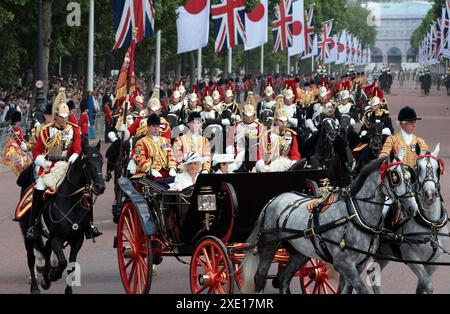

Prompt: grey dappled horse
[
  {"left": 240, "top": 157, "right": 419, "bottom": 294},
  {"left": 368, "top": 144, "right": 447, "bottom": 294}
]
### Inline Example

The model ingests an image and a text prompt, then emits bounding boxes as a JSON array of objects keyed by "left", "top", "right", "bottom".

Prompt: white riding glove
[
  {"left": 350, "top": 118, "right": 356, "bottom": 126},
  {"left": 20, "top": 142, "right": 28, "bottom": 151},
  {"left": 288, "top": 117, "right": 298, "bottom": 127},
  {"left": 127, "top": 159, "right": 137, "bottom": 174},
  {"left": 169, "top": 168, "right": 177, "bottom": 177},
  {"left": 118, "top": 123, "right": 127, "bottom": 132},
  {"left": 108, "top": 131, "right": 118, "bottom": 142},
  {"left": 382, "top": 128, "right": 391, "bottom": 136},
  {"left": 151, "top": 169, "right": 163, "bottom": 178},
  {"left": 255, "top": 159, "right": 266, "bottom": 173},
  {"left": 68, "top": 153, "right": 79, "bottom": 164},
  {"left": 305, "top": 119, "right": 318, "bottom": 132},
  {"left": 201, "top": 170, "right": 209, "bottom": 174},
  {"left": 221, "top": 119, "right": 231, "bottom": 126},
  {"left": 360, "top": 130, "right": 368, "bottom": 137},
  {"left": 35, "top": 155, "right": 47, "bottom": 168}
]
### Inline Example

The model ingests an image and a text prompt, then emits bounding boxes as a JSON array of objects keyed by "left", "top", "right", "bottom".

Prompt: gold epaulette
[
  {"left": 67, "top": 122, "right": 79, "bottom": 128},
  {"left": 286, "top": 128, "right": 297, "bottom": 136}
]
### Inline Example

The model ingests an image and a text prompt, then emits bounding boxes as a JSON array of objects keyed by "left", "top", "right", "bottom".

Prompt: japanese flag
[
  {"left": 244, "top": 0, "right": 268, "bottom": 50},
  {"left": 176, "top": 0, "right": 210, "bottom": 54}
]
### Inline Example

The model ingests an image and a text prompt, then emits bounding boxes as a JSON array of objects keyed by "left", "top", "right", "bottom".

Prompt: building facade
[{"left": 360, "top": 1, "right": 432, "bottom": 66}]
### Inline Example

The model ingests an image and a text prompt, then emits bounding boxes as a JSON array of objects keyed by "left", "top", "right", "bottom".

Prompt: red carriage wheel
[
  {"left": 117, "top": 201, "right": 153, "bottom": 294},
  {"left": 190, "top": 236, "right": 236, "bottom": 294},
  {"left": 299, "top": 259, "right": 339, "bottom": 294}
]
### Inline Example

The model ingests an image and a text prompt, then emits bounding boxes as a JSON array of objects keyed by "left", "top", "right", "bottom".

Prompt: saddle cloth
[{"left": 306, "top": 194, "right": 335, "bottom": 214}]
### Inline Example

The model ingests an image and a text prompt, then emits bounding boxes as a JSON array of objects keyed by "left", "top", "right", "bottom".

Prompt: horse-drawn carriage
[{"left": 114, "top": 169, "right": 340, "bottom": 294}]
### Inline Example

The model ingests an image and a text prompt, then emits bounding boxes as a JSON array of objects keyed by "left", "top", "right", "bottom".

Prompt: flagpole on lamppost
[
  {"left": 287, "top": 52, "right": 290, "bottom": 76},
  {"left": 260, "top": 45, "right": 264, "bottom": 74},
  {"left": 34, "top": 0, "right": 45, "bottom": 123},
  {"left": 228, "top": 48, "right": 232, "bottom": 77},
  {"left": 197, "top": 48, "right": 202, "bottom": 83},
  {"left": 87, "top": 0, "right": 94, "bottom": 138},
  {"left": 156, "top": 30, "right": 161, "bottom": 86}
]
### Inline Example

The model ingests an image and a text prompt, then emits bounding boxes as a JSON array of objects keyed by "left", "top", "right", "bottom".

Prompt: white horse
[
  {"left": 240, "top": 156, "right": 419, "bottom": 294},
  {"left": 368, "top": 143, "right": 448, "bottom": 294}
]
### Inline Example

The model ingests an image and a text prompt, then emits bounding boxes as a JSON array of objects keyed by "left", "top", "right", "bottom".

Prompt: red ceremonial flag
[{"left": 115, "top": 32, "right": 137, "bottom": 100}]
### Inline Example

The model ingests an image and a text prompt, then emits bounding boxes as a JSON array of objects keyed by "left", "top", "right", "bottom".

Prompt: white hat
[
  {"left": 319, "top": 86, "right": 328, "bottom": 98},
  {"left": 179, "top": 152, "right": 206, "bottom": 169},
  {"left": 212, "top": 154, "right": 235, "bottom": 166},
  {"left": 225, "top": 89, "right": 234, "bottom": 98}
]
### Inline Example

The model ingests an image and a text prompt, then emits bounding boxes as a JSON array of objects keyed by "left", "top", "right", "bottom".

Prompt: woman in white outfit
[
  {"left": 170, "top": 152, "right": 205, "bottom": 191},
  {"left": 213, "top": 154, "right": 235, "bottom": 174}
]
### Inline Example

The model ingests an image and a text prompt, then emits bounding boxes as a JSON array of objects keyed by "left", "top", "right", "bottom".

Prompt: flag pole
[
  {"left": 156, "top": 30, "right": 161, "bottom": 86},
  {"left": 287, "top": 52, "right": 290, "bottom": 75},
  {"left": 260, "top": 45, "right": 264, "bottom": 74},
  {"left": 311, "top": 57, "right": 315, "bottom": 74},
  {"left": 197, "top": 48, "right": 202, "bottom": 82},
  {"left": 228, "top": 48, "right": 232, "bottom": 76},
  {"left": 87, "top": 0, "right": 94, "bottom": 139}
]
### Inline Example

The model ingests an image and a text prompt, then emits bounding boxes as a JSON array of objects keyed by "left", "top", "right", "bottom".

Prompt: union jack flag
[
  {"left": 441, "top": 0, "right": 450, "bottom": 57},
  {"left": 317, "top": 19, "right": 334, "bottom": 64},
  {"left": 112, "top": 0, "right": 156, "bottom": 50},
  {"left": 433, "top": 20, "right": 441, "bottom": 59},
  {"left": 212, "top": 0, "right": 246, "bottom": 53},
  {"left": 272, "top": 0, "right": 293, "bottom": 53},
  {"left": 301, "top": 5, "right": 315, "bottom": 57}
]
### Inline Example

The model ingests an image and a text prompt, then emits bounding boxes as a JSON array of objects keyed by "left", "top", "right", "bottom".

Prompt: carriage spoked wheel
[
  {"left": 299, "top": 259, "right": 339, "bottom": 294},
  {"left": 190, "top": 236, "right": 236, "bottom": 294},
  {"left": 117, "top": 201, "right": 153, "bottom": 294}
]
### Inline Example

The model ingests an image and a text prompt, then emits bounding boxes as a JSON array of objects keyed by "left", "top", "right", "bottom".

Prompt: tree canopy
[{"left": 0, "top": 0, "right": 376, "bottom": 88}]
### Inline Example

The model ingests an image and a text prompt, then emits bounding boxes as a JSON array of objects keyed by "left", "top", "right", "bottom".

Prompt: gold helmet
[
  {"left": 148, "top": 85, "right": 161, "bottom": 112},
  {"left": 274, "top": 107, "right": 288, "bottom": 122},
  {"left": 52, "top": 87, "right": 69, "bottom": 118},
  {"left": 243, "top": 92, "right": 256, "bottom": 117}
]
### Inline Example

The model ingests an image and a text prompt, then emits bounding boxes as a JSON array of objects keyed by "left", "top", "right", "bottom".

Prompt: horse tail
[{"left": 240, "top": 206, "right": 266, "bottom": 294}]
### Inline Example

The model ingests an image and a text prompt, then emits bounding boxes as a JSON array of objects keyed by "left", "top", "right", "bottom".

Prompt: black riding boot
[
  {"left": 85, "top": 206, "right": 102, "bottom": 239},
  {"left": 26, "top": 189, "right": 46, "bottom": 240}
]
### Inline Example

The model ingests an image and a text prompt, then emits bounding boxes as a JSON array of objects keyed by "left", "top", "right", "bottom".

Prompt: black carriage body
[{"left": 120, "top": 170, "right": 327, "bottom": 255}]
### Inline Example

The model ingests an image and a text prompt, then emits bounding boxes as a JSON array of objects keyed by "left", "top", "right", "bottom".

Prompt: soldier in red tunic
[
  {"left": 78, "top": 99, "right": 90, "bottom": 150},
  {"left": 26, "top": 88, "right": 84, "bottom": 239}
]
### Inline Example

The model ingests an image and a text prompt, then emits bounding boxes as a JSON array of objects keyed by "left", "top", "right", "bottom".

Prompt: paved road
[{"left": 1, "top": 80, "right": 449, "bottom": 294}]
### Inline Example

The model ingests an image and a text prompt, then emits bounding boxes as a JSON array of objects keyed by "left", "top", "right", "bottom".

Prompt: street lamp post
[{"left": 34, "top": 0, "right": 46, "bottom": 123}]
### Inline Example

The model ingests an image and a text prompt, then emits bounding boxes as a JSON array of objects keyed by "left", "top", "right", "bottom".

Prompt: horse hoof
[
  {"left": 31, "top": 287, "right": 41, "bottom": 294},
  {"left": 41, "top": 279, "right": 51, "bottom": 290},
  {"left": 272, "top": 278, "right": 280, "bottom": 289},
  {"left": 65, "top": 287, "right": 73, "bottom": 294}
]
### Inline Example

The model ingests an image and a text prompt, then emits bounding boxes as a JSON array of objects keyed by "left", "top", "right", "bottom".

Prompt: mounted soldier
[
  {"left": 259, "top": 106, "right": 301, "bottom": 172},
  {"left": 178, "top": 91, "right": 203, "bottom": 126},
  {"left": 256, "top": 77, "right": 276, "bottom": 128},
  {"left": 26, "top": 88, "right": 100, "bottom": 240},
  {"left": 305, "top": 86, "right": 341, "bottom": 134}
]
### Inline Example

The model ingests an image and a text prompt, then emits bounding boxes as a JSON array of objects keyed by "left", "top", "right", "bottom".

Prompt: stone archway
[
  {"left": 371, "top": 47, "right": 383, "bottom": 63},
  {"left": 387, "top": 47, "right": 402, "bottom": 64},
  {"left": 406, "top": 48, "right": 416, "bottom": 62}
]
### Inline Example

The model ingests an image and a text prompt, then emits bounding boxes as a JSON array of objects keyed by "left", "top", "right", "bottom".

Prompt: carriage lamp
[{"left": 197, "top": 186, "right": 216, "bottom": 212}]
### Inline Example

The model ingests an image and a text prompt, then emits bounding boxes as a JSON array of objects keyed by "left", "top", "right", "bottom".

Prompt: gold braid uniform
[
  {"left": 134, "top": 135, "right": 176, "bottom": 174},
  {"left": 172, "top": 131, "right": 211, "bottom": 171},
  {"left": 379, "top": 133, "right": 429, "bottom": 167}
]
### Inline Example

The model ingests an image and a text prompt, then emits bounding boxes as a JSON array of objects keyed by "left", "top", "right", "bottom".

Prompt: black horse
[
  {"left": 443, "top": 74, "right": 450, "bottom": 96},
  {"left": 339, "top": 114, "right": 360, "bottom": 151},
  {"left": 354, "top": 86, "right": 368, "bottom": 122},
  {"left": 420, "top": 73, "right": 432, "bottom": 95},
  {"left": 379, "top": 72, "right": 393, "bottom": 95},
  {"left": 17, "top": 143, "right": 105, "bottom": 294},
  {"left": 301, "top": 118, "right": 353, "bottom": 187},
  {"left": 354, "top": 120, "right": 384, "bottom": 175}
]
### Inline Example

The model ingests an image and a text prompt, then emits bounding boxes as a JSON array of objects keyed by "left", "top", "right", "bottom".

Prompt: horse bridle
[
  {"left": 379, "top": 161, "right": 416, "bottom": 201},
  {"left": 415, "top": 154, "right": 445, "bottom": 199},
  {"left": 65, "top": 155, "right": 103, "bottom": 197}
]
